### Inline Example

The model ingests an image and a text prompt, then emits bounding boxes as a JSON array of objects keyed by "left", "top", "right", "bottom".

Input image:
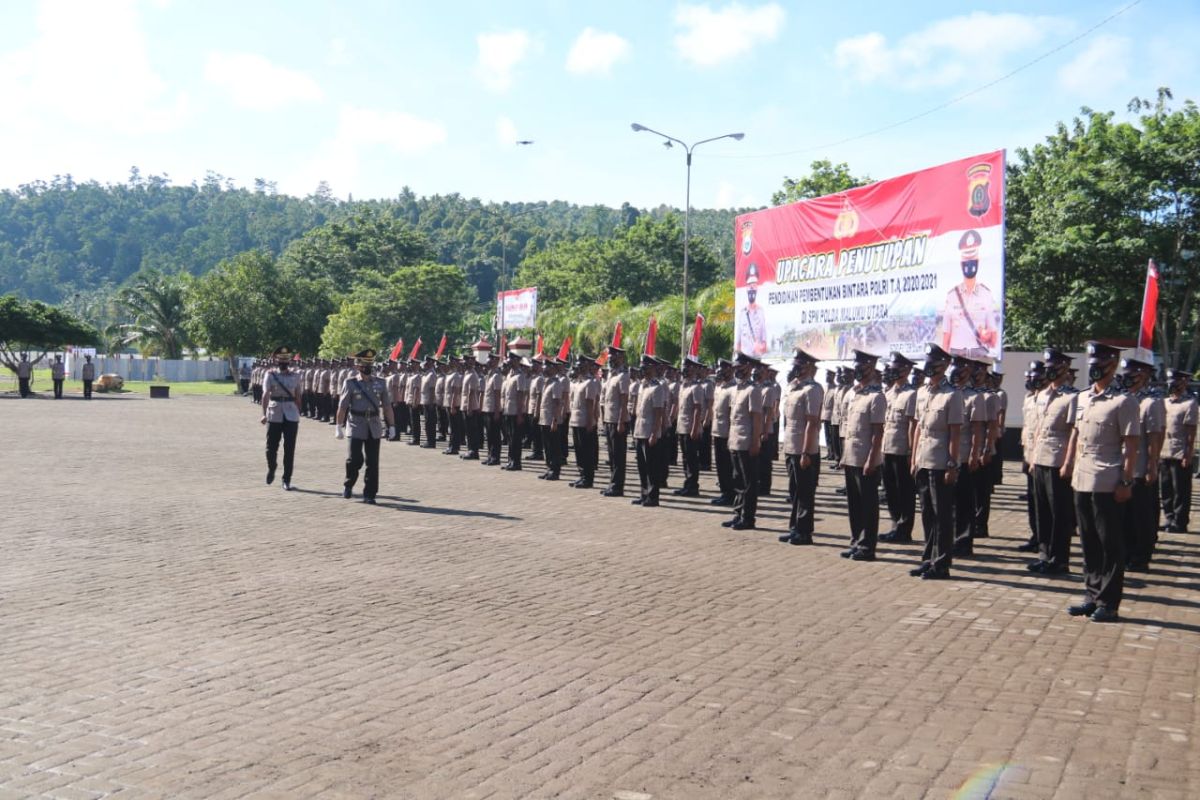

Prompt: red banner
[
  {"left": 434, "top": 332, "right": 447, "bottom": 358},
  {"left": 389, "top": 338, "right": 405, "bottom": 361},
  {"left": 556, "top": 337, "right": 572, "bottom": 361},
  {"left": 408, "top": 337, "right": 423, "bottom": 360},
  {"left": 688, "top": 313, "right": 704, "bottom": 357},
  {"left": 1139, "top": 259, "right": 1159, "bottom": 352},
  {"left": 645, "top": 316, "right": 658, "bottom": 356},
  {"left": 735, "top": 150, "right": 1005, "bottom": 362}
]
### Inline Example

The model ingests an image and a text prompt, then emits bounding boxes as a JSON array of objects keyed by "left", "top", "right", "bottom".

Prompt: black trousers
[
  {"left": 18, "top": 377, "right": 30, "bottom": 397},
  {"left": 529, "top": 417, "right": 544, "bottom": 457},
  {"left": 679, "top": 432, "right": 700, "bottom": 493},
  {"left": 1160, "top": 458, "right": 1192, "bottom": 530},
  {"left": 1023, "top": 467, "right": 1037, "bottom": 540},
  {"left": 667, "top": 425, "right": 679, "bottom": 465},
  {"left": 654, "top": 435, "right": 670, "bottom": 488},
  {"left": 822, "top": 421, "right": 835, "bottom": 459},
  {"left": 1033, "top": 464, "right": 1074, "bottom": 567},
  {"left": 83, "top": 379, "right": 93, "bottom": 399},
  {"left": 881, "top": 453, "right": 916, "bottom": 539},
  {"left": 828, "top": 424, "right": 842, "bottom": 461},
  {"left": 541, "top": 424, "right": 563, "bottom": 474},
  {"left": 505, "top": 415, "right": 523, "bottom": 467},
  {"left": 266, "top": 420, "right": 299, "bottom": 482},
  {"left": 604, "top": 422, "right": 627, "bottom": 493},
  {"left": 953, "top": 467, "right": 977, "bottom": 552},
  {"left": 410, "top": 406, "right": 423, "bottom": 444},
  {"left": 344, "top": 436, "right": 381, "bottom": 499},
  {"left": 635, "top": 438, "right": 660, "bottom": 503},
  {"left": 973, "top": 458, "right": 995, "bottom": 537},
  {"left": 321, "top": 393, "right": 332, "bottom": 422},
  {"left": 486, "top": 413, "right": 502, "bottom": 462},
  {"left": 844, "top": 465, "right": 880, "bottom": 553},
  {"left": 396, "top": 402, "right": 409, "bottom": 434},
  {"left": 731, "top": 449, "right": 758, "bottom": 524},
  {"left": 1125, "top": 478, "right": 1159, "bottom": 566},
  {"left": 700, "top": 425, "right": 712, "bottom": 470},
  {"left": 713, "top": 436, "right": 734, "bottom": 498},
  {"left": 757, "top": 436, "right": 777, "bottom": 494},
  {"left": 53, "top": 379, "right": 63, "bottom": 399},
  {"left": 573, "top": 426, "right": 596, "bottom": 484},
  {"left": 240, "top": 378, "right": 250, "bottom": 394},
  {"left": 466, "top": 410, "right": 483, "bottom": 453},
  {"left": 424, "top": 405, "right": 437, "bottom": 446},
  {"left": 438, "top": 406, "right": 449, "bottom": 437},
  {"left": 785, "top": 454, "right": 818, "bottom": 535},
  {"left": 917, "top": 468, "right": 955, "bottom": 572},
  {"left": 1075, "top": 491, "right": 1125, "bottom": 611},
  {"left": 448, "top": 409, "right": 464, "bottom": 451}
]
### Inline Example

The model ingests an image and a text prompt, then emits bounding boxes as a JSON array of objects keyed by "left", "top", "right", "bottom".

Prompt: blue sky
[{"left": 1, "top": 0, "right": 1196, "bottom": 209}]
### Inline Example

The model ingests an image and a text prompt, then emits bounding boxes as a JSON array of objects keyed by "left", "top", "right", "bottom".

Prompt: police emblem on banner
[
  {"left": 967, "top": 163, "right": 992, "bottom": 217},
  {"left": 833, "top": 199, "right": 859, "bottom": 239},
  {"left": 740, "top": 220, "right": 753, "bottom": 255}
]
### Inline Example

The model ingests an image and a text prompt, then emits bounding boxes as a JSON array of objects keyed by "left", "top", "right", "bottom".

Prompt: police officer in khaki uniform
[
  {"left": 537, "top": 360, "right": 566, "bottom": 481},
  {"left": 951, "top": 356, "right": 988, "bottom": 557},
  {"left": 501, "top": 354, "right": 529, "bottom": 470},
  {"left": 632, "top": 356, "right": 668, "bottom": 507},
  {"left": 261, "top": 346, "right": 303, "bottom": 490},
  {"left": 879, "top": 352, "right": 918, "bottom": 543},
  {"left": 1016, "top": 361, "right": 1047, "bottom": 552},
  {"left": 335, "top": 349, "right": 396, "bottom": 504},
  {"left": 1159, "top": 369, "right": 1197, "bottom": 533},
  {"left": 1029, "top": 349, "right": 1077, "bottom": 575},
  {"left": 49, "top": 355, "right": 65, "bottom": 399},
  {"left": 1121, "top": 355, "right": 1164, "bottom": 571},
  {"left": 1063, "top": 342, "right": 1140, "bottom": 622},
  {"left": 710, "top": 359, "right": 736, "bottom": 506},
  {"left": 419, "top": 356, "right": 438, "bottom": 448},
  {"left": 908, "top": 344, "right": 963, "bottom": 579},
  {"left": 16, "top": 353, "right": 32, "bottom": 397},
  {"left": 821, "top": 370, "right": 837, "bottom": 462},
  {"left": 461, "top": 356, "right": 484, "bottom": 460},
  {"left": 600, "top": 346, "right": 630, "bottom": 496},
  {"left": 81, "top": 354, "right": 96, "bottom": 399},
  {"left": 569, "top": 356, "right": 601, "bottom": 488},
  {"left": 779, "top": 348, "right": 823, "bottom": 545},
  {"left": 723, "top": 353, "right": 764, "bottom": 530},
  {"left": 482, "top": 355, "right": 504, "bottom": 465},
  {"left": 840, "top": 350, "right": 887, "bottom": 560},
  {"left": 674, "top": 356, "right": 707, "bottom": 497}
]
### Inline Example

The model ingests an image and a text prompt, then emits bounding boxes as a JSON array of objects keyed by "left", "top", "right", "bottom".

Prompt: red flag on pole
[
  {"left": 612, "top": 321, "right": 623, "bottom": 348},
  {"left": 408, "top": 337, "right": 422, "bottom": 360},
  {"left": 499, "top": 333, "right": 507, "bottom": 359},
  {"left": 434, "top": 332, "right": 447, "bottom": 358},
  {"left": 596, "top": 350, "right": 609, "bottom": 366},
  {"left": 645, "top": 316, "right": 657, "bottom": 357},
  {"left": 536, "top": 332, "right": 544, "bottom": 356},
  {"left": 688, "top": 313, "right": 704, "bottom": 357},
  {"left": 556, "top": 337, "right": 572, "bottom": 362},
  {"left": 389, "top": 337, "right": 405, "bottom": 361},
  {"left": 1138, "top": 259, "right": 1159, "bottom": 352}
]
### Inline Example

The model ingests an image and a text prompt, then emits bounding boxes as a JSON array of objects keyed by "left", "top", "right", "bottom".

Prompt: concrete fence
[{"left": 65, "top": 354, "right": 231, "bottom": 382}]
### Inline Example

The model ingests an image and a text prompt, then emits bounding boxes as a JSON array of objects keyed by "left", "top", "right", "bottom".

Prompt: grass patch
[{"left": 1, "top": 368, "right": 243, "bottom": 397}]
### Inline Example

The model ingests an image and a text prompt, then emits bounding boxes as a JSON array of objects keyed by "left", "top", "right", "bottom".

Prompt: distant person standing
[
  {"left": 81, "top": 355, "right": 96, "bottom": 399},
  {"left": 261, "top": 346, "right": 302, "bottom": 490},
  {"left": 17, "top": 352, "right": 32, "bottom": 397},
  {"left": 1160, "top": 368, "right": 1197, "bottom": 534},
  {"left": 239, "top": 361, "right": 251, "bottom": 395},
  {"left": 50, "top": 355, "right": 65, "bottom": 399}
]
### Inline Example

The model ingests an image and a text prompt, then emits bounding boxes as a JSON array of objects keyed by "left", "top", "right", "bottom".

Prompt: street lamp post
[
  {"left": 631, "top": 123, "right": 744, "bottom": 357},
  {"left": 478, "top": 203, "right": 546, "bottom": 338}
]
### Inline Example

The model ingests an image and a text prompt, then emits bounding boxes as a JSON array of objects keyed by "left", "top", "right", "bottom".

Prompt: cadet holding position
[
  {"left": 840, "top": 350, "right": 886, "bottom": 561},
  {"left": 569, "top": 356, "right": 601, "bottom": 489},
  {"left": 81, "top": 354, "right": 95, "bottom": 399},
  {"left": 879, "top": 352, "right": 918, "bottom": 544},
  {"left": 632, "top": 356, "right": 667, "bottom": 508},
  {"left": 908, "top": 344, "right": 963, "bottom": 579},
  {"left": 1062, "top": 342, "right": 1140, "bottom": 623},
  {"left": 723, "top": 353, "right": 763, "bottom": 530},
  {"left": 1016, "top": 361, "right": 1047, "bottom": 552},
  {"left": 50, "top": 355, "right": 65, "bottom": 399},
  {"left": 779, "top": 348, "right": 823, "bottom": 545},
  {"left": 261, "top": 346, "right": 302, "bottom": 490},
  {"left": 674, "top": 356, "right": 706, "bottom": 497},
  {"left": 710, "top": 359, "right": 736, "bottom": 506},
  {"left": 1029, "top": 349, "right": 1077, "bottom": 575},
  {"left": 600, "top": 346, "right": 630, "bottom": 497},
  {"left": 335, "top": 349, "right": 396, "bottom": 504},
  {"left": 17, "top": 353, "right": 32, "bottom": 397},
  {"left": 1121, "top": 355, "right": 1164, "bottom": 571},
  {"left": 1159, "top": 369, "right": 1197, "bottom": 534}
]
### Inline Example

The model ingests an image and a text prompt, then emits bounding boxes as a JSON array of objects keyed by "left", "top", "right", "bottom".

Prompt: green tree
[
  {"left": 772, "top": 159, "right": 872, "bottom": 205},
  {"left": 351, "top": 262, "right": 474, "bottom": 351},
  {"left": 319, "top": 300, "right": 382, "bottom": 359},
  {"left": 283, "top": 209, "right": 433, "bottom": 286},
  {"left": 0, "top": 294, "right": 96, "bottom": 373},
  {"left": 118, "top": 270, "right": 192, "bottom": 358}
]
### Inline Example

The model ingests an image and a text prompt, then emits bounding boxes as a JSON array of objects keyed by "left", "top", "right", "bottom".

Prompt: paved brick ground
[{"left": 1, "top": 392, "right": 1198, "bottom": 799}]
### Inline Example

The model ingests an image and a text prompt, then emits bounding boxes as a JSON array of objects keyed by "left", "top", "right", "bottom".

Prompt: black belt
[
  {"left": 271, "top": 397, "right": 295, "bottom": 402},
  {"left": 350, "top": 410, "right": 380, "bottom": 417}
]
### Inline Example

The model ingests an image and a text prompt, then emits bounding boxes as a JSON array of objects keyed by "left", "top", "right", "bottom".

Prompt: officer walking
[
  {"left": 840, "top": 351, "right": 886, "bottom": 560},
  {"left": 81, "top": 354, "right": 96, "bottom": 399},
  {"left": 1063, "top": 342, "right": 1140, "bottom": 622},
  {"left": 1159, "top": 368, "right": 1197, "bottom": 534},
  {"left": 260, "top": 346, "right": 303, "bottom": 490},
  {"left": 908, "top": 344, "right": 963, "bottom": 579},
  {"left": 778, "top": 348, "right": 823, "bottom": 545},
  {"left": 600, "top": 346, "right": 630, "bottom": 497},
  {"left": 723, "top": 353, "right": 763, "bottom": 530},
  {"left": 335, "top": 349, "right": 396, "bottom": 504},
  {"left": 879, "top": 352, "right": 918, "bottom": 544}
]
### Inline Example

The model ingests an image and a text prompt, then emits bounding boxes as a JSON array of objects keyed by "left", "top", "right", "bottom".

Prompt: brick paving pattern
[{"left": 1, "top": 393, "right": 1198, "bottom": 799}]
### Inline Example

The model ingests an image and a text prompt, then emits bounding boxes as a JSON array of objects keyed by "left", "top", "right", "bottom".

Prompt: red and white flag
[
  {"left": 1138, "top": 259, "right": 1159, "bottom": 352},
  {"left": 645, "top": 316, "right": 658, "bottom": 357},
  {"left": 408, "top": 337, "right": 423, "bottom": 360},
  {"left": 434, "top": 332, "right": 448, "bottom": 358},
  {"left": 688, "top": 313, "right": 704, "bottom": 357},
  {"left": 556, "top": 337, "right": 572, "bottom": 362},
  {"left": 535, "top": 332, "right": 544, "bottom": 356},
  {"left": 389, "top": 338, "right": 405, "bottom": 361}
]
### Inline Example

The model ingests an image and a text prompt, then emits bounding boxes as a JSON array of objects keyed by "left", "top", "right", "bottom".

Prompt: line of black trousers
[
  {"left": 1075, "top": 490, "right": 1125, "bottom": 611},
  {"left": 344, "top": 435, "right": 381, "bottom": 500},
  {"left": 844, "top": 465, "right": 880, "bottom": 553},
  {"left": 265, "top": 420, "right": 298, "bottom": 483},
  {"left": 1032, "top": 464, "right": 1075, "bottom": 568},
  {"left": 573, "top": 426, "right": 598, "bottom": 484},
  {"left": 605, "top": 422, "right": 627, "bottom": 493},
  {"left": 301, "top": 392, "right": 333, "bottom": 421},
  {"left": 504, "top": 414, "right": 523, "bottom": 466},
  {"left": 52, "top": 379, "right": 63, "bottom": 398},
  {"left": 636, "top": 437, "right": 666, "bottom": 503},
  {"left": 916, "top": 468, "right": 955, "bottom": 572},
  {"left": 1160, "top": 458, "right": 1192, "bottom": 530},
  {"left": 713, "top": 436, "right": 734, "bottom": 498},
  {"left": 881, "top": 453, "right": 916, "bottom": 539},
  {"left": 731, "top": 448, "right": 758, "bottom": 525},
  {"left": 785, "top": 454, "right": 818, "bottom": 535},
  {"left": 485, "top": 412, "right": 503, "bottom": 461},
  {"left": 1124, "top": 478, "right": 1159, "bottom": 566},
  {"left": 82, "top": 379, "right": 93, "bottom": 398},
  {"left": 677, "top": 431, "right": 701, "bottom": 493}
]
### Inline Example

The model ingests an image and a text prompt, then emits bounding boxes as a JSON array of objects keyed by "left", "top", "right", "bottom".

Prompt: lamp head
[
  {"left": 730, "top": 132, "right": 745, "bottom": 140},
  {"left": 630, "top": 123, "right": 646, "bottom": 132}
]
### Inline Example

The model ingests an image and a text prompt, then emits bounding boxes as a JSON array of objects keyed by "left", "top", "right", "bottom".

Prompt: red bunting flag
[
  {"left": 688, "top": 313, "right": 704, "bottom": 357},
  {"left": 1138, "top": 259, "right": 1159, "bottom": 352},
  {"left": 596, "top": 350, "right": 609, "bottom": 366},
  {"left": 499, "top": 333, "right": 507, "bottom": 359},
  {"left": 612, "top": 321, "right": 623, "bottom": 348},
  {"left": 434, "top": 332, "right": 447, "bottom": 358},
  {"left": 645, "top": 316, "right": 657, "bottom": 357},
  {"left": 536, "top": 332, "right": 544, "bottom": 356},
  {"left": 408, "top": 337, "right": 423, "bottom": 360},
  {"left": 389, "top": 337, "right": 405, "bottom": 361},
  {"left": 556, "top": 337, "right": 572, "bottom": 362}
]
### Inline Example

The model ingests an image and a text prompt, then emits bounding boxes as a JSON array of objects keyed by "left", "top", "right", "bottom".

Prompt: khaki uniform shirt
[
  {"left": 728, "top": 381, "right": 763, "bottom": 452},
  {"left": 1162, "top": 393, "right": 1198, "bottom": 460},
  {"left": 601, "top": 370, "right": 630, "bottom": 425},
  {"left": 627, "top": 380, "right": 641, "bottom": 421},
  {"left": 406, "top": 372, "right": 422, "bottom": 405},
  {"left": 501, "top": 372, "right": 528, "bottom": 415},
  {"left": 570, "top": 376, "right": 600, "bottom": 427},
  {"left": 1021, "top": 391, "right": 1040, "bottom": 462},
  {"left": 1134, "top": 392, "right": 1165, "bottom": 478},
  {"left": 50, "top": 361, "right": 65, "bottom": 380},
  {"left": 420, "top": 370, "right": 437, "bottom": 405},
  {"left": 264, "top": 369, "right": 302, "bottom": 423},
  {"left": 957, "top": 388, "right": 989, "bottom": 461},
  {"left": 633, "top": 380, "right": 666, "bottom": 440},
  {"left": 781, "top": 380, "right": 823, "bottom": 456},
  {"left": 913, "top": 382, "right": 964, "bottom": 470},
  {"left": 528, "top": 374, "right": 545, "bottom": 418},
  {"left": 446, "top": 372, "right": 464, "bottom": 411},
  {"left": 830, "top": 385, "right": 850, "bottom": 426},
  {"left": 558, "top": 375, "right": 571, "bottom": 423},
  {"left": 17, "top": 359, "right": 32, "bottom": 379},
  {"left": 339, "top": 375, "right": 390, "bottom": 440},
  {"left": 841, "top": 385, "right": 886, "bottom": 469},
  {"left": 882, "top": 384, "right": 917, "bottom": 456},
  {"left": 463, "top": 371, "right": 482, "bottom": 413},
  {"left": 703, "top": 379, "right": 715, "bottom": 426},
  {"left": 434, "top": 374, "right": 447, "bottom": 407},
  {"left": 81, "top": 362, "right": 95, "bottom": 380},
  {"left": 1033, "top": 387, "right": 1076, "bottom": 468},
  {"left": 538, "top": 377, "right": 564, "bottom": 427},
  {"left": 483, "top": 372, "right": 503, "bottom": 413},
  {"left": 941, "top": 280, "right": 999, "bottom": 354},
  {"left": 676, "top": 380, "right": 705, "bottom": 433},
  {"left": 820, "top": 387, "right": 835, "bottom": 422},
  {"left": 713, "top": 381, "right": 734, "bottom": 439},
  {"left": 762, "top": 381, "right": 781, "bottom": 434},
  {"left": 1071, "top": 388, "right": 1139, "bottom": 493}
]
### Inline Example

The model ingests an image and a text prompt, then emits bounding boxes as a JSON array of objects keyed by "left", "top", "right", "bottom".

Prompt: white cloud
[
  {"left": 0, "top": 0, "right": 188, "bottom": 135},
  {"left": 566, "top": 28, "right": 631, "bottom": 75},
  {"left": 327, "top": 37, "right": 350, "bottom": 67},
  {"left": 204, "top": 52, "right": 324, "bottom": 110},
  {"left": 476, "top": 30, "right": 533, "bottom": 91},
  {"left": 1058, "top": 34, "right": 1131, "bottom": 93},
  {"left": 835, "top": 12, "right": 1070, "bottom": 89},
  {"left": 673, "top": 2, "right": 785, "bottom": 68},
  {"left": 496, "top": 115, "right": 519, "bottom": 145},
  {"left": 714, "top": 181, "right": 756, "bottom": 208}
]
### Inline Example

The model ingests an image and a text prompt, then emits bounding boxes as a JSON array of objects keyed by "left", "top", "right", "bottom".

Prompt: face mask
[
  {"left": 1044, "top": 364, "right": 1064, "bottom": 382},
  {"left": 1088, "top": 363, "right": 1111, "bottom": 384},
  {"left": 949, "top": 366, "right": 968, "bottom": 384},
  {"left": 961, "top": 259, "right": 979, "bottom": 279},
  {"left": 881, "top": 368, "right": 896, "bottom": 384},
  {"left": 278, "top": 363, "right": 288, "bottom": 371},
  {"left": 853, "top": 364, "right": 870, "bottom": 382},
  {"left": 360, "top": 366, "right": 373, "bottom": 376}
]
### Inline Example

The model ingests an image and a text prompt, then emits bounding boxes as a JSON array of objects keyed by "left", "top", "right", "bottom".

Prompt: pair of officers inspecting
[{"left": 261, "top": 346, "right": 394, "bottom": 503}]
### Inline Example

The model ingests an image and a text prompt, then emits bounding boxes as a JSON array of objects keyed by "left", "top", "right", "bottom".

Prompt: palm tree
[{"left": 118, "top": 271, "right": 191, "bottom": 359}]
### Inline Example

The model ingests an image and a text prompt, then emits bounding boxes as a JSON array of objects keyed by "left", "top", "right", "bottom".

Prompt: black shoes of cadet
[
  {"left": 1089, "top": 606, "right": 1119, "bottom": 622},
  {"left": 362, "top": 496, "right": 376, "bottom": 505},
  {"left": 266, "top": 468, "right": 275, "bottom": 485},
  {"left": 1067, "top": 601, "right": 1097, "bottom": 617},
  {"left": 342, "top": 486, "right": 353, "bottom": 499},
  {"left": 709, "top": 494, "right": 734, "bottom": 506}
]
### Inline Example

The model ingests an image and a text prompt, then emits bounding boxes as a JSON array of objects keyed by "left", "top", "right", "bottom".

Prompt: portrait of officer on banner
[
  {"left": 735, "top": 262, "right": 769, "bottom": 357},
  {"left": 938, "top": 228, "right": 1000, "bottom": 359}
]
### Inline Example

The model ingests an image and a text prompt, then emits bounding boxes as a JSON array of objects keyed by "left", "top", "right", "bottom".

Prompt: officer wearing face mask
[
  {"left": 940, "top": 229, "right": 1000, "bottom": 358},
  {"left": 1029, "top": 349, "right": 1077, "bottom": 575},
  {"left": 950, "top": 356, "right": 988, "bottom": 557},
  {"left": 909, "top": 344, "right": 963, "bottom": 579},
  {"left": 736, "top": 264, "right": 769, "bottom": 357},
  {"left": 1016, "top": 361, "right": 1048, "bottom": 553},
  {"left": 260, "top": 346, "right": 302, "bottom": 490},
  {"left": 879, "top": 352, "right": 918, "bottom": 544},
  {"left": 335, "top": 349, "right": 397, "bottom": 504},
  {"left": 778, "top": 349, "right": 823, "bottom": 545},
  {"left": 1120, "top": 355, "right": 1165, "bottom": 571},
  {"left": 1159, "top": 368, "right": 1198, "bottom": 534},
  {"left": 1062, "top": 342, "right": 1140, "bottom": 623},
  {"left": 839, "top": 350, "right": 887, "bottom": 561}
]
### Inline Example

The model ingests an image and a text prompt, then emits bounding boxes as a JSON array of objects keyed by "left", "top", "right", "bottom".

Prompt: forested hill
[{"left": 0, "top": 170, "right": 751, "bottom": 303}]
